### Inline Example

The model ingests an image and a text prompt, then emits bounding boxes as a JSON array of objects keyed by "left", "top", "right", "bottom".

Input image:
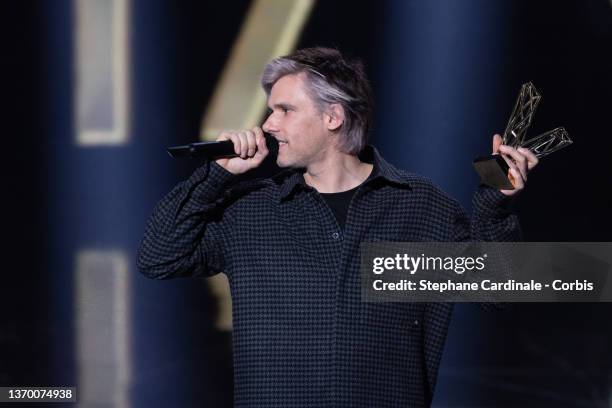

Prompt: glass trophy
[{"left": 473, "top": 82, "right": 572, "bottom": 190}]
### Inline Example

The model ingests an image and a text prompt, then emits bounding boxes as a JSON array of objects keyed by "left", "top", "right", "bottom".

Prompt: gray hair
[{"left": 261, "top": 48, "right": 372, "bottom": 154}]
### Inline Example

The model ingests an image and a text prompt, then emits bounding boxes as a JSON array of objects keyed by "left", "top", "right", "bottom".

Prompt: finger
[
  {"left": 505, "top": 157, "right": 518, "bottom": 179},
  {"left": 518, "top": 147, "right": 539, "bottom": 170},
  {"left": 509, "top": 150, "right": 528, "bottom": 182},
  {"left": 217, "top": 130, "right": 233, "bottom": 145},
  {"left": 504, "top": 158, "right": 522, "bottom": 187},
  {"left": 508, "top": 167, "right": 524, "bottom": 190},
  {"left": 245, "top": 130, "right": 256, "bottom": 157},
  {"left": 238, "top": 131, "right": 248, "bottom": 158},
  {"left": 252, "top": 126, "right": 264, "bottom": 144},
  {"left": 252, "top": 132, "right": 269, "bottom": 165},
  {"left": 253, "top": 126, "right": 268, "bottom": 156},
  {"left": 499, "top": 145, "right": 528, "bottom": 181},
  {"left": 229, "top": 132, "right": 241, "bottom": 155},
  {"left": 492, "top": 134, "right": 503, "bottom": 154}
]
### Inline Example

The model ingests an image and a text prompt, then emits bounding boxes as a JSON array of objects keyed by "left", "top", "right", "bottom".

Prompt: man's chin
[
  {"left": 276, "top": 153, "right": 305, "bottom": 169},
  {"left": 276, "top": 157, "right": 292, "bottom": 168}
]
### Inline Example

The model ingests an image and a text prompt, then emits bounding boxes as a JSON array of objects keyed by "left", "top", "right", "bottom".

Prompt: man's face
[{"left": 262, "top": 73, "right": 332, "bottom": 168}]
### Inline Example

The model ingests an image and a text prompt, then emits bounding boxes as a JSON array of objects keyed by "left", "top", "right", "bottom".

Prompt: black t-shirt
[
  {"left": 319, "top": 166, "right": 376, "bottom": 230},
  {"left": 319, "top": 185, "right": 360, "bottom": 230}
]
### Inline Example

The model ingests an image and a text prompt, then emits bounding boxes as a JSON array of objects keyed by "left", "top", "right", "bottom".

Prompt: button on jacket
[{"left": 137, "top": 145, "right": 520, "bottom": 407}]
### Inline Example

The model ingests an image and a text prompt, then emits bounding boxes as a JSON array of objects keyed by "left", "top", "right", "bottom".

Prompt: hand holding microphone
[
  {"left": 166, "top": 126, "right": 273, "bottom": 175},
  {"left": 214, "top": 127, "right": 269, "bottom": 175}
]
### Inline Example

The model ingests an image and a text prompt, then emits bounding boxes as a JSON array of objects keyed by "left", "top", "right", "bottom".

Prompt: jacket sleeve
[
  {"left": 451, "top": 185, "right": 518, "bottom": 311},
  {"left": 453, "top": 184, "right": 522, "bottom": 242},
  {"left": 137, "top": 160, "right": 236, "bottom": 279}
]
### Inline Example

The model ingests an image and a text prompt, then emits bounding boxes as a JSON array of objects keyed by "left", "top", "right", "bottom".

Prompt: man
[{"left": 137, "top": 47, "right": 538, "bottom": 407}]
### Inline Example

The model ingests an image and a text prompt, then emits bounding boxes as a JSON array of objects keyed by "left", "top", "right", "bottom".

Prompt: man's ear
[{"left": 325, "top": 103, "right": 345, "bottom": 132}]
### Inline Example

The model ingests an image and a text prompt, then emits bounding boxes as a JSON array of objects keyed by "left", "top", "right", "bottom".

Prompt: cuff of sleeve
[
  {"left": 189, "top": 159, "right": 236, "bottom": 201},
  {"left": 208, "top": 160, "right": 236, "bottom": 186},
  {"left": 472, "top": 184, "right": 516, "bottom": 218}
]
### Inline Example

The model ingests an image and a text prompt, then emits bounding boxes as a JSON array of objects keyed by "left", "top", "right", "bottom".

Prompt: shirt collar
[{"left": 277, "top": 145, "right": 411, "bottom": 201}]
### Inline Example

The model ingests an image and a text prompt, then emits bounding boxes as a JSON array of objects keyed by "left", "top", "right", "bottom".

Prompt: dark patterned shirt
[{"left": 137, "top": 145, "right": 520, "bottom": 407}]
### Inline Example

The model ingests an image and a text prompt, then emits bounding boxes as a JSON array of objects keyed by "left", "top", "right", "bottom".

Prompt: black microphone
[{"left": 166, "top": 133, "right": 278, "bottom": 159}]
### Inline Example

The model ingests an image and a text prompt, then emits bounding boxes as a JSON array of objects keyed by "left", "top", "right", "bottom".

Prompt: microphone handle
[
  {"left": 166, "top": 140, "right": 237, "bottom": 159},
  {"left": 166, "top": 134, "right": 278, "bottom": 159}
]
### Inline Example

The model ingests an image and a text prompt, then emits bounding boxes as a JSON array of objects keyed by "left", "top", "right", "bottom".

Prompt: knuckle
[{"left": 217, "top": 130, "right": 229, "bottom": 141}]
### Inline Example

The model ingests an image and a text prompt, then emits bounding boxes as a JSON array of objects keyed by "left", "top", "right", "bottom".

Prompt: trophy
[{"left": 473, "top": 82, "right": 572, "bottom": 190}]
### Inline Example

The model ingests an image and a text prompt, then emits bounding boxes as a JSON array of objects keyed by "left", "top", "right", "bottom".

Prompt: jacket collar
[{"left": 277, "top": 145, "right": 411, "bottom": 201}]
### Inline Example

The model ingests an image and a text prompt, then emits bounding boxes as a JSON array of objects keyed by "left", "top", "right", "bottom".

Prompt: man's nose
[
  {"left": 262, "top": 115, "right": 276, "bottom": 133},
  {"left": 262, "top": 118, "right": 270, "bottom": 133}
]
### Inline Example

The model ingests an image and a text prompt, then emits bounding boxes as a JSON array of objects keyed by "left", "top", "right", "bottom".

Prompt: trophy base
[{"left": 472, "top": 155, "right": 514, "bottom": 190}]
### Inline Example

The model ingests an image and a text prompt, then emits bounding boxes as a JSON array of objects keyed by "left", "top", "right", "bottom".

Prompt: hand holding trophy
[{"left": 473, "top": 82, "right": 573, "bottom": 191}]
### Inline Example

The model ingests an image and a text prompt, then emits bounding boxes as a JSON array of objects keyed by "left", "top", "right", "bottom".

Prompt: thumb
[
  {"left": 492, "top": 133, "right": 502, "bottom": 154},
  {"left": 253, "top": 126, "right": 268, "bottom": 154}
]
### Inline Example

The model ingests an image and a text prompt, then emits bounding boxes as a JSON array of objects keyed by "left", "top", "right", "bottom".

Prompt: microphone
[{"left": 166, "top": 133, "right": 278, "bottom": 159}]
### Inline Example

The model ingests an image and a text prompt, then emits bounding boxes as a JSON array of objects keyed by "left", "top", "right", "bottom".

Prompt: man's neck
[{"left": 303, "top": 152, "right": 373, "bottom": 193}]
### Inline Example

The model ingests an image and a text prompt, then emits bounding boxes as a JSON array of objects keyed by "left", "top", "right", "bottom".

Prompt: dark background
[{"left": 3, "top": 0, "right": 612, "bottom": 406}]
